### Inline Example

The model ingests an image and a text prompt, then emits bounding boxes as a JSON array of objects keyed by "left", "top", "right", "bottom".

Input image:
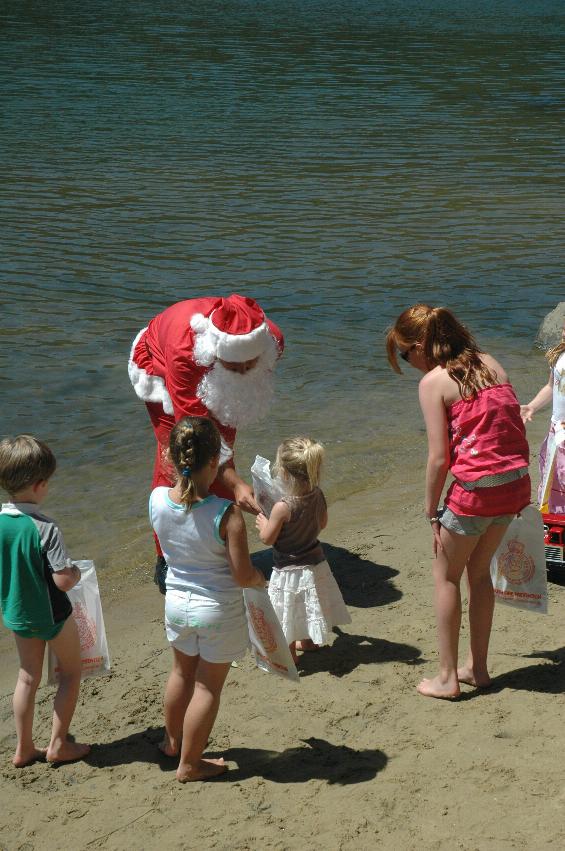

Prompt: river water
[{"left": 1, "top": 0, "right": 564, "bottom": 568}]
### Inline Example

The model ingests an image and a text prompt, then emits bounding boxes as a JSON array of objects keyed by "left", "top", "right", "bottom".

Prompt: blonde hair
[
  {"left": 168, "top": 417, "right": 221, "bottom": 509},
  {"left": 0, "top": 435, "right": 56, "bottom": 495},
  {"left": 386, "top": 304, "right": 497, "bottom": 399},
  {"left": 274, "top": 436, "right": 324, "bottom": 494},
  {"left": 546, "top": 340, "right": 565, "bottom": 368}
]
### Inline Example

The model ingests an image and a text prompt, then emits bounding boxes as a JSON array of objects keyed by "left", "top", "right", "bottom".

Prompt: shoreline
[{"left": 3, "top": 443, "right": 565, "bottom": 849}]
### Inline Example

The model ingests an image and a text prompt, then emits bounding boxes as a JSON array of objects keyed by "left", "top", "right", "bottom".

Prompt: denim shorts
[
  {"left": 440, "top": 507, "right": 515, "bottom": 537},
  {"left": 165, "top": 589, "right": 249, "bottom": 663}
]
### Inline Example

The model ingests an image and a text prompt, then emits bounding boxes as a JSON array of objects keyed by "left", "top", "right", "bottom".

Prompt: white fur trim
[
  {"left": 219, "top": 437, "right": 233, "bottom": 464},
  {"left": 191, "top": 317, "right": 217, "bottom": 367},
  {"left": 128, "top": 327, "right": 174, "bottom": 415},
  {"left": 214, "top": 320, "right": 270, "bottom": 362},
  {"left": 191, "top": 310, "right": 271, "bottom": 364},
  {"left": 190, "top": 313, "right": 209, "bottom": 334}
]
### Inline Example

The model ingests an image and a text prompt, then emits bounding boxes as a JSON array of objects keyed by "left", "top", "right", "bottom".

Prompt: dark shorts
[{"left": 13, "top": 618, "right": 67, "bottom": 641}]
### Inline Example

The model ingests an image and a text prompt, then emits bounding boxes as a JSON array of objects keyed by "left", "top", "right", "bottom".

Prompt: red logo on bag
[
  {"left": 73, "top": 602, "right": 97, "bottom": 650},
  {"left": 247, "top": 602, "right": 278, "bottom": 653},
  {"left": 497, "top": 539, "right": 535, "bottom": 585}
]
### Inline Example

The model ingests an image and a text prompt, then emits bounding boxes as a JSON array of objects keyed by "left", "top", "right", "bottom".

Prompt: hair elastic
[{"left": 182, "top": 467, "right": 191, "bottom": 477}]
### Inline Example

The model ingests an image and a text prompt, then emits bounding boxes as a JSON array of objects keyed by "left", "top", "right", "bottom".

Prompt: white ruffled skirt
[{"left": 268, "top": 560, "right": 351, "bottom": 646}]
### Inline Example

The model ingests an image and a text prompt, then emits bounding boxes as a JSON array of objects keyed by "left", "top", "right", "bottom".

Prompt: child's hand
[
  {"left": 234, "top": 481, "right": 261, "bottom": 515},
  {"left": 255, "top": 513, "right": 268, "bottom": 533}
]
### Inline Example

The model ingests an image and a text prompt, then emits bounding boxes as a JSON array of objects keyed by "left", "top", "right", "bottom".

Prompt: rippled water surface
[{"left": 1, "top": 1, "right": 564, "bottom": 566}]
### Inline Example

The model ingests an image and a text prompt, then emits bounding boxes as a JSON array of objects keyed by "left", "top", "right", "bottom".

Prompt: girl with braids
[
  {"left": 149, "top": 416, "right": 264, "bottom": 782},
  {"left": 256, "top": 437, "right": 350, "bottom": 662},
  {"left": 521, "top": 319, "right": 565, "bottom": 513},
  {"left": 386, "top": 305, "right": 530, "bottom": 700}
]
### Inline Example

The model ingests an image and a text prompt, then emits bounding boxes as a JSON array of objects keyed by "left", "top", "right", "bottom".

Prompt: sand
[{"left": 1, "top": 479, "right": 565, "bottom": 851}]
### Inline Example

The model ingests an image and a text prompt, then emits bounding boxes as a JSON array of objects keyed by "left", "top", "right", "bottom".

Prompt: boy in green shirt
[{"left": 0, "top": 435, "right": 90, "bottom": 766}]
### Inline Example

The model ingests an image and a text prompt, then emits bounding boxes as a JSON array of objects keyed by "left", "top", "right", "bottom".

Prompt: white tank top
[
  {"left": 552, "top": 352, "right": 565, "bottom": 424},
  {"left": 149, "top": 488, "right": 239, "bottom": 598}
]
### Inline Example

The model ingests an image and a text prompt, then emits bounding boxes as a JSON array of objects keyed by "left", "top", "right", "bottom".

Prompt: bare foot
[
  {"left": 47, "top": 740, "right": 91, "bottom": 764},
  {"left": 295, "top": 639, "right": 321, "bottom": 652},
  {"left": 158, "top": 734, "right": 180, "bottom": 758},
  {"left": 176, "top": 757, "right": 227, "bottom": 783},
  {"left": 457, "top": 666, "right": 492, "bottom": 689},
  {"left": 12, "top": 747, "right": 47, "bottom": 768},
  {"left": 417, "top": 676, "right": 460, "bottom": 700}
]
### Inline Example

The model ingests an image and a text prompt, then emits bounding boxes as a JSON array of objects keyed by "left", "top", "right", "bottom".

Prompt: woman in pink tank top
[{"left": 386, "top": 305, "right": 530, "bottom": 700}]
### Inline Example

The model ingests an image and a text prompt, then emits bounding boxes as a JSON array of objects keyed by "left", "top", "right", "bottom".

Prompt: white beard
[{"left": 196, "top": 360, "right": 275, "bottom": 429}]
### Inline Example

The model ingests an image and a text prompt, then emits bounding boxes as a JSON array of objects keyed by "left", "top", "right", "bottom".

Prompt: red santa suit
[{"left": 128, "top": 294, "right": 284, "bottom": 503}]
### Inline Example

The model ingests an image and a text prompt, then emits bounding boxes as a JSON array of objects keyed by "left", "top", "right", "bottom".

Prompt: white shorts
[{"left": 164, "top": 589, "right": 249, "bottom": 664}]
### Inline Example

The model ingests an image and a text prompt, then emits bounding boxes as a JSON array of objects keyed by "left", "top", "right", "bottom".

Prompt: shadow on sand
[
  {"left": 85, "top": 726, "right": 170, "bottom": 769},
  {"left": 86, "top": 729, "right": 387, "bottom": 785},
  {"left": 491, "top": 647, "right": 565, "bottom": 695},
  {"left": 252, "top": 542, "right": 401, "bottom": 609},
  {"left": 209, "top": 737, "right": 388, "bottom": 785},
  {"left": 297, "top": 626, "right": 422, "bottom": 678},
  {"left": 457, "top": 647, "right": 565, "bottom": 701}
]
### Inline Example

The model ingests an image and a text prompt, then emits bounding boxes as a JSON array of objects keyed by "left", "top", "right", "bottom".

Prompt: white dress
[{"left": 267, "top": 489, "right": 351, "bottom": 646}]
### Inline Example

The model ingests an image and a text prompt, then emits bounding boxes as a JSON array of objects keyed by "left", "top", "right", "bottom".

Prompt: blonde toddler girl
[{"left": 255, "top": 437, "right": 350, "bottom": 662}]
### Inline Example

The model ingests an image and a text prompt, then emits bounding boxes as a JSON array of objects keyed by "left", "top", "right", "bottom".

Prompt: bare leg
[
  {"left": 12, "top": 634, "right": 48, "bottom": 767},
  {"left": 161, "top": 648, "right": 198, "bottom": 757},
  {"left": 289, "top": 641, "right": 298, "bottom": 663},
  {"left": 176, "top": 658, "right": 231, "bottom": 782},
  {"left": 46, "top": 617, "right": 90, "bottom": 763},
  {"left": 417, "top": 526, "right": 478, "bottom": 700},
  {"left": 458, "top": 523, "right": 508, "bottom": 688}
]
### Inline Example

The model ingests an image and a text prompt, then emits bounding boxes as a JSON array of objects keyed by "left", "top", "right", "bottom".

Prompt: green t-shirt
[{"left": 0, "top": 503, "right": 72, "bottom": 633}]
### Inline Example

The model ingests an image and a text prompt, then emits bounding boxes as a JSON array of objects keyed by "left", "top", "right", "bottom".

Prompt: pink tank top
[{"left": 445, "top": 384, "right": 530, "bottom": 516}]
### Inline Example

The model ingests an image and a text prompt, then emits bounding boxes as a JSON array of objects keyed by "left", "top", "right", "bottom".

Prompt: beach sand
[{"left": 2, "top": 471, "right": 565, "bottom": 850}]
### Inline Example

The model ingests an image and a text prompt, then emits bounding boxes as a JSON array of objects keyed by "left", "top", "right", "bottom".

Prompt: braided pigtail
[
  {"left": 169, "top": 416, "right": 222, "bottom": 510},
  {"left": 178, "top": 421, "right": 197, "bottom": 509}
]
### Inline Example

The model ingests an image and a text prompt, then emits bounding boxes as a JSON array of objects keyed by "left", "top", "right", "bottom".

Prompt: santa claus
[{"left": 128, "top": 294, "right": 284, "bottom": 588}]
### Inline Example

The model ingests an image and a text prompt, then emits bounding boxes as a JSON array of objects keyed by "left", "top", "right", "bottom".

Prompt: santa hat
[{"left": 191, "top": 294, "right": 273, "bottom": 366}]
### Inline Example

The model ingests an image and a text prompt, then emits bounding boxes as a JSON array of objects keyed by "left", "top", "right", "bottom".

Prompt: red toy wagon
[{"left": 543, "top": 512, "right": 565, "bottom": 571}]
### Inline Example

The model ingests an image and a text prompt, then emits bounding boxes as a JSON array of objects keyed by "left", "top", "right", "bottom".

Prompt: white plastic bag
[
  {"left": 250, "top": 455, "right": 285, "bottom": 516},
  {"left": 243, "top": 587, "right": 300, "bottom": 683},
  {"left": 47, "top": 560, "right": 111, "bottom": 683},
  {"left": 490, "top": 505, "right": 548, "bottom": 614}
]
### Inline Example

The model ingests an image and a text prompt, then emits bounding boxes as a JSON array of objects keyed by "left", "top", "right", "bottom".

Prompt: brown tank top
[{"left": 272, "top": 487, "right": 327, "bottom": 569}]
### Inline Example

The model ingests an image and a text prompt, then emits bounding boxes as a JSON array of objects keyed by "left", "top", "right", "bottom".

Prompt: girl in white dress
[
  {"left": 521, "top": 320, "right": 565, "bottom": 513},
  {"left": 255, "top": 436, "right": 350, "bottom": 662}
]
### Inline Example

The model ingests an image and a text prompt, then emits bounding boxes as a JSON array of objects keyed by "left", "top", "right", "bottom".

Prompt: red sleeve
[{"left": 150, "top": 298, "right": 215, "bottom": 420}]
